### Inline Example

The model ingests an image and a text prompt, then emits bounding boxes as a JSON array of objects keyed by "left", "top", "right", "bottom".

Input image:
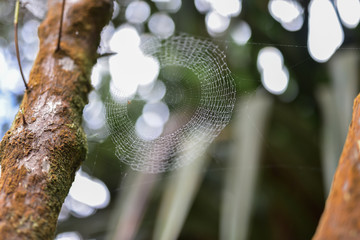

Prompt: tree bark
[
  {"left": 313, "top": 93, "right": 360, "bottom": 240},
  {"left": 0, "top": 0, "right": 112, "bottom": 239}
]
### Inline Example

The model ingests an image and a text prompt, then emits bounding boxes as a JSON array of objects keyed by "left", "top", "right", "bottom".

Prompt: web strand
[{"left": 105, "top": 35, "right": 236, "bottom": 173}]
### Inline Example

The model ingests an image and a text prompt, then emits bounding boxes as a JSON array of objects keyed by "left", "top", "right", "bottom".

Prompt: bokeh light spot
[
  {"left": 231, "top": 21, "right": 251, "bottom": 45},
  {"left": 308, "top": 0, "right": 344, "bottom": 62},
  {"left": 55, "top": 232, "right": 82, "bottom": 240},
  {"left": 148, "top": 13, "right": 175, "bottom": 39},
  {"left": 205, "top": 10, "right": 230, "bottom": 36},
  {"left": 257, "top": 47, "right": 289, "bottom": 95},
  {"left": 336, "top": 0, "right": 360, "bottom": 28},
  {"left": 135, "top": 115, "right": 164, "bottom": 140},
  {"left": 125, "top": 1, "right": 151, "bottom": 24},
  {"left": 109, "top": 25, "right": 160, "bottom": 98},
  {"left": 155, "top": 0, "right": 182, "bottom": 13},
  {"left": 209, "top": 0, "right": 242, "bottom": 17},
  {"left": 268, "top": 0, "right": 304, "bottom": 31},
  {"left": 69, "top": 170, "right": 110, "bottom": 209}
]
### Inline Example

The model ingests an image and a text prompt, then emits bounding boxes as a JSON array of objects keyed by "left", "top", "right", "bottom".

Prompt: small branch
[
  {"left": 14, "top": 0, "right": 28, "bottom": 90},
  {"left": 97, "top": 52, "right": 116, "bottom": 58},
  {"left": 56, "top": 0, "right": 66, "bottom": 52}
]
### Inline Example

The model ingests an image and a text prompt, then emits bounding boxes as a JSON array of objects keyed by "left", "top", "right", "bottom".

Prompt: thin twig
[
  {"left": 14, "top": 0, "right": 28, "bottom": 90},
  {"left": 56, "top": 0, "right": 66, "bottom": 52}
]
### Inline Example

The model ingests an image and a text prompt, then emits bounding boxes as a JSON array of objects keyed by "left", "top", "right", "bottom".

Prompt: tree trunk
[
  {"left": 313, "top": 93, "right": 360, "bottom": 240},
  {"left": 0, "top": 0, "right": 112, "bottom": 239}
]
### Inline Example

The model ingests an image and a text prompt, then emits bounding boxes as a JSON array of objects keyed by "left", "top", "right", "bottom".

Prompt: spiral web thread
[{"left": 106, "top": 35, "right": 236, "bottom": 173}]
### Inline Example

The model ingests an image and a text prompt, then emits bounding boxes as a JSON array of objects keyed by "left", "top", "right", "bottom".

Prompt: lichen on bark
[{"left": 0, "top": 0, "right": 112, "bottom": 238}]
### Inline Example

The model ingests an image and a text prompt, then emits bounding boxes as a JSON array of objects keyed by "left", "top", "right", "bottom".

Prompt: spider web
[{"left": 105, "top": 35, "right": 236, "bottom": 173}]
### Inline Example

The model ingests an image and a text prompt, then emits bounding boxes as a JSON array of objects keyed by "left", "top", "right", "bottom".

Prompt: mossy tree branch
[
  {"left": 0, "top": 0, "right": 112, "bottom": 238},
  {"left": 313, "top": 93, "right": 360, "bottom": 240}
]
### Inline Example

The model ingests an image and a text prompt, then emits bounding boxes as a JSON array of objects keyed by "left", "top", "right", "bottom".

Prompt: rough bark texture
[
  {"left": 0, "top": 0, "right": 112, "bottom": 239},
  {"left": 313, "top": 93, "right": 360, "bottom": 240}
]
